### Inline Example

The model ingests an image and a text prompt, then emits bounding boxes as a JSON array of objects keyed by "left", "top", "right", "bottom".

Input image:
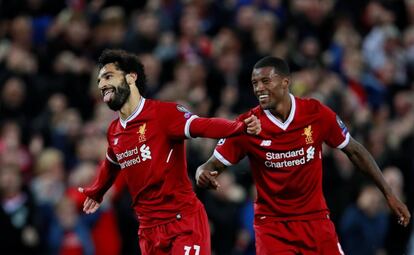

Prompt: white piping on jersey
[
  {"left": 337, "top": 242, "right": 345, "bottom": 255},
  {"left": 119, "top": 97, "right": 146, "bottom": 128},
  {"left": 185, "top": 115, "right": 199, "bottom": 139},
  {"left": 337, "top": 132, "right": 350, "bottom": 149},
  {"left": 214, "top": 150, "right": 232, "bottom": 166},
  {"left": 166, "top": 149, "right": 173, "bottom": 163},
  {"left": 106, "top": 153, "right": 119, "bottom": 165},
  {"left": 264, "top": 94, "right": 296, "bottom": 131}
]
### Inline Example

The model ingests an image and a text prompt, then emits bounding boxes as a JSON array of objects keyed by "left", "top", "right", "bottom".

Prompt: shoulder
[
  {"left": 295, "top": 96, "right": 329, "bottom": 115},
  {"left": 107, "top": 118, "right": 120, "bottom": 135},
  {"left": 152, "top": 100, "right": 192, "bottom": 113}
]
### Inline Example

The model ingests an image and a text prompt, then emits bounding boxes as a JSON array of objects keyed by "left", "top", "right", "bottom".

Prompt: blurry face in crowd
[
  {"left": 251, "top": 66, "right": 289, "bottom": 110},
  {"left": 97, "top": 63, "right": 131, "bottom": 111},
  {"left": 0, "top": 166, "right": 22, "bottom": 197}
]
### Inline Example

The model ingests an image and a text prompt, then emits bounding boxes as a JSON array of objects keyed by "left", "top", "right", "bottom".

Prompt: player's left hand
[
  {"left": 245, "top": 115, "right": 261, "bottom": 135},
  {"left": 78, "top": 187, "right": 101, "bottom": 214},
  {"left": 386, "top": 193, "right": 411, "bottom": 227},
  {"left": 196, "top": 169, "right": 220, "bottom": 190}
]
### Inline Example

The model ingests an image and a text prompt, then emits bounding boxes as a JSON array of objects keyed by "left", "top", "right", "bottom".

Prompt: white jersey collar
[
  {"left": 119, "top": 97, "right": 146, "bottom": 128},
  {"left": 264, "top": 94, "right": 296, "bottom": 131}
]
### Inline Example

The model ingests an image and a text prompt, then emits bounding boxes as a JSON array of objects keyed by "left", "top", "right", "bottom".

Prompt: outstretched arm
[
  {"left": 190, "top": 115, "right": 261, "bottom": 138},
  {"left": 342, "top": 137, "right": 411, "bottom": 227},
  {"left": 196, "top": 155, "right": 228, "bottom": 190},
  {"left": 78, "top": 159, "right": 121, "bottom": 214}
]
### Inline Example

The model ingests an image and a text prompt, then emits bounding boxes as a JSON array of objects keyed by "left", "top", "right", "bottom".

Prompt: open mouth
[{"left": 102, "top": 88, "right": 115, "bottom": 103}]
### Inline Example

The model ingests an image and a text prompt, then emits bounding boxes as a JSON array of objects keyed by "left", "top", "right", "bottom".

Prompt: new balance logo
[{"left": 260, "top": 140, "right": 272, "bottom": 146}]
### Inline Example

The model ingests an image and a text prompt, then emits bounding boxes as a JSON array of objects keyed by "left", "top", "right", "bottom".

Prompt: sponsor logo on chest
[
  {"left": 264, "top": 146, "right": 315, "bottom": 168},
  {"left": 115, "top": 144, "right": 152, "bottom": 169}
]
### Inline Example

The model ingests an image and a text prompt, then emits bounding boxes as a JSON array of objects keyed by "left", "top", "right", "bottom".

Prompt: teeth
[
  {"left": 259, "top": 95, "right": 269, "bottom": 99},
  {"left": 103, "top": 88, "right": 114, "bottom": 96}
]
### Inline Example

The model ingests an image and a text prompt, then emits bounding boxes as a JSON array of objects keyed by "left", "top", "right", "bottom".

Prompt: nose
[
  {"left": 255, "top": 81, "right": 265, "bottom": 92},
  {"left": 98, "top": 79, "right": 107, "bottom": 90}
]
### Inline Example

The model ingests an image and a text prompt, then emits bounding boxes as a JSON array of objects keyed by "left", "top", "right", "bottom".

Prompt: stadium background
[{"left": 0, "top": 0, "right": 413, "bottom": 254}]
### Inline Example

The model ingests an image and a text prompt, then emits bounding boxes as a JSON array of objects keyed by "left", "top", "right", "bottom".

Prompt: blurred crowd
[{"left": 0, "top": 0, "right": 413, "bottom": 254}]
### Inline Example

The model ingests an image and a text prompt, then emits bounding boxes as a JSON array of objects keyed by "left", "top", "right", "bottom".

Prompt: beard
[{"left": 107, "top": 78, "right": 131, "bottom": 111}]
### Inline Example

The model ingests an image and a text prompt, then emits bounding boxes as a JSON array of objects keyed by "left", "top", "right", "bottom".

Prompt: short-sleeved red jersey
[
  {"left": 215, "top": 94, "right": 350, "bottom": 221},
  {"left": 106, "top": 98, "right": 203, "bottom": 228}
]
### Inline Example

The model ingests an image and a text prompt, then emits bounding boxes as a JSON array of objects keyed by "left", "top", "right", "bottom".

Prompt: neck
[
  {"left": 269, "top": 94, "right": 291, "bottom": 122},
  {"left": 119, "top": 87, "right": 141, "bottom": 120}
]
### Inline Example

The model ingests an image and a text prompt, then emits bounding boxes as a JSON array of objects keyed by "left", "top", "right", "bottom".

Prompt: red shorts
[
  {"left": 138, "top": 207, "right": 211, "bottom": 255},
  {"left": 254, "top": 218, "right": 345, "bottom": 255}
]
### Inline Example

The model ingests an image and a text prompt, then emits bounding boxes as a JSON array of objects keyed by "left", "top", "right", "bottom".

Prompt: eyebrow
[{"left": 97, "top": 71, "right": 114, "bottom": 84}]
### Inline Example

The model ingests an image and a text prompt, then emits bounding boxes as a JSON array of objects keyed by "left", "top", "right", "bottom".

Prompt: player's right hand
[
  {"left": 78, "top": 187, "right": 101, "bottom": 214},
  {"left": 196, "top": 169, "right": 220, "bottom": 190}
]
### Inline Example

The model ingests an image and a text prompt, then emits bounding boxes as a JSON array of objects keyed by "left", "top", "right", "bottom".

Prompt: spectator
[
  {"left": 340, "top": 184, "right": 389, "bottom": 255},
  {"left": 0, "top": 163, "right": 42, "bottom": 254}
]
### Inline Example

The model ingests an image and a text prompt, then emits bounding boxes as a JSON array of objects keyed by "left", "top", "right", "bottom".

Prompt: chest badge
[
  {"left": 113, "top": 138, "right": 119, "bottom": 145},
  {"left": 137, "top": 123, "right": 147, "bottom": 143},
  {"left": 302, "top": 125, "right": 314, "bottom": 144}
]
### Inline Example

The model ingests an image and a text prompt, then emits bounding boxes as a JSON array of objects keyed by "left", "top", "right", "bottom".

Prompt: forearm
[
  {"left": 83, "top": 159, "right": 121, "bottom": 202},
  {"left": 201, "top": 156, "right": 228, "bottom": 173},
  {"left": 344, "top": 142, "right": 392, "bottom": 196},
  {"left": 190, "top": 117, "right": 246, "bottom": 138}
]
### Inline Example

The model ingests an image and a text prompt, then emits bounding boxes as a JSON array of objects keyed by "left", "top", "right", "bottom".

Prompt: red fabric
[
  {"left": 138, "top": 207, "right": 211, "bottom": 255},
  {"left": 91, "top": 210, "right": 122, "bottom": 255},
  {"left": 66, "top": 187, "right": 86, "bottom": 212},
  {"left": 112, "top": 171, "right": 127, "bottom": 201},
  {"left": 105, "top": 99, "right": 201, "bottom": 228},
  {"left": 189, "top": 117, "right": 246, "bottom": 138},
  {"left": 348, "top": 79, "right": 367, "bottom": 105},
  {"left": 82, "top": 159, "right": 120, "bottom": 203},
  {"left": 59, "top": 232, "right": 83, "bottom": 255},
  {"left": 215, "top": 96, "right": 349, "bottom": 220},
  {"left": 254, "top": 218, "right": 344, "bottom": 255},
  {"left": 86, "top": 98, "right": 246, "bottom": 229}
]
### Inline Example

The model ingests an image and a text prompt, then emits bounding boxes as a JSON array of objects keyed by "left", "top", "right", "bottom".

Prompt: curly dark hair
[{"left": 98, "top": 49, "right": 147, "bottom": 95}]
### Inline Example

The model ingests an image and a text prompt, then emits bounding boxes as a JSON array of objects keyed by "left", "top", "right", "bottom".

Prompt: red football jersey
[
  {"left": 106, "top": 98, "right": 203, "bottom": 227},
  {"left": 215, "top": 95, "right": 350, "bottom": 221}
]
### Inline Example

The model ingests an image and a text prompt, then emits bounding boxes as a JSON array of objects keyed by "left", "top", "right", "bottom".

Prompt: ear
[
  {"left": 126, "top": 73, "right": 137, "bottom": 84},
  {"left": 282, "top": 77, "right": 290, "bottom": 88}
]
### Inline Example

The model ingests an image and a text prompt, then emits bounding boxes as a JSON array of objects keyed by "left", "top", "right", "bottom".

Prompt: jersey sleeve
[
  {"left": 159, "top": 102, "right": 198, "bottom": 140},
  {"left": 82, "top": 125, "right": 121, "bottom": 203},
  {"left": 106, "top": 122, "right": 120, "bottom": 165},
  {"left": 320, "top": 104, "right": 350, "bottom": 149},
  {"left": 106, "top": 145, "right": 119, "bottom": 165},
  {"left": 214, "top": 136, "right": 246, "bottom": 166}
]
